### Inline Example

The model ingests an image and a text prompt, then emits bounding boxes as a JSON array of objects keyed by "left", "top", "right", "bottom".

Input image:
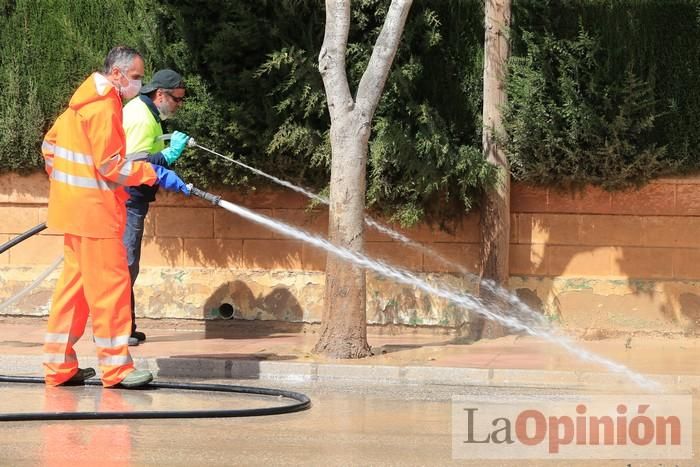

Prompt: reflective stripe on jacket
[{"left": 42, "top": 73, "right": 158, "bottom": 238}]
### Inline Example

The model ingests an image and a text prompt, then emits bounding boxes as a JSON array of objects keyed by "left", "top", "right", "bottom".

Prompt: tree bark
[
  {"left": 313, "top": 0, "right": 413, "bottom": 358},
  {"left": 314, "top": 115, "right": 372, "bottom": 358},
  {"left": 478, "top": 0, "right": 511, "bottom": 340}
]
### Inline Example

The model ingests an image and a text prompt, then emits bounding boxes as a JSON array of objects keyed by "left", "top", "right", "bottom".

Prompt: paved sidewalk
[{"left": 1, "top": 317, "right": 698, "bottom": 390}]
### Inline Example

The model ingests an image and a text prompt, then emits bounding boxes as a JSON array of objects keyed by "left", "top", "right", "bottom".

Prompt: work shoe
[
  {"left": 128, "top": 330, "right": 146, "bottom": 346},
  {"left": 58, "top": 367, "right": 96, "bottom": 386},
  {"left": 131, "top": 331, "right": 146, "bottom": 342},
  {"left": 116, "top": 370, "right": 153, "bottom": 389}
]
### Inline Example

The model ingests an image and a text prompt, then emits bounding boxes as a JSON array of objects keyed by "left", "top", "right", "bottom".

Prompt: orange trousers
[{"left": 43, "top": 234, "right": 135, "bottom": 386}]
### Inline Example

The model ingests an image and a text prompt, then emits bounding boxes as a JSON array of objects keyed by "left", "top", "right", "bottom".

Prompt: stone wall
[
  {"left": 510, "top": 179, "right": 700, "bottom": 334},
  {"left": 2, "top": 172, "right": 700, "bottom": 334}
]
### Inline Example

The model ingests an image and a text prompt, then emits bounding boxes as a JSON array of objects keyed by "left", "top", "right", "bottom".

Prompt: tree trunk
[
  {"left": 313, "top": 0, "right": 413, "bottom": 358},
  {"left": 478, "top": 0, "right": 511, "bottom": 340},
  {"left": 314, "top": 114, "right": 372, "bottom": 357}
]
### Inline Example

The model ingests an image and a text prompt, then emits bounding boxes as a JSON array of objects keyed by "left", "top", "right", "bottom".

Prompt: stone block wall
[
  {"left": 509, "top": 180, "right": 700, "bottom": 334},
  {"left": 2, "top": 172, "right": 700, "bottom": 334}
]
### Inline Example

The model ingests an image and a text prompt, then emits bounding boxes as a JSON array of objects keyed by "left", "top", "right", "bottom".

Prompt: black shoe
[
  {"left": 58, "top": 367, "right": 96, "bottom": 386},
  {"left": 131, "top": 331, "right": 146, "bottom": 342}
]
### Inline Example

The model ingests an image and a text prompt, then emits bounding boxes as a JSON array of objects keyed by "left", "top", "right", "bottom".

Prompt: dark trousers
[{"left": 122, "top": 202, "right": 149, "bottom": 334}]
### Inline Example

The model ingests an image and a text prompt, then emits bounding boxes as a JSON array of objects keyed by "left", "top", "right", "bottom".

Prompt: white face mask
[{"left": 118, "top": 70, "right": 142, "bottom": 100}]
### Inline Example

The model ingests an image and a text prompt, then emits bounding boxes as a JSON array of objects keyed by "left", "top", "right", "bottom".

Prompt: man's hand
[
  {"left": 151, "top": 164, "right": 190, "bottom": 195},
  {"left": 161, "top": 130, "right": 191, "bottom": 165}
]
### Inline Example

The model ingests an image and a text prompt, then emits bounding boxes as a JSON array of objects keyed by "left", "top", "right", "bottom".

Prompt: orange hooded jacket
[{"left": 42, "top": 73, "right": 158, "bottom": 238}]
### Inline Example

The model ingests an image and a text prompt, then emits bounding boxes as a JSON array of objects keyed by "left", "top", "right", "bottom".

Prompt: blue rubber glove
[
  {"left": 151, "top": 164, "right": 190, "bottom": 195},
  {"left": 161, "top": 130, "right": 190, "bottom": 165}
]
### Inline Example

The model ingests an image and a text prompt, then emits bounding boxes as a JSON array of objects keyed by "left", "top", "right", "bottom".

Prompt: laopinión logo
[{"left": 452, "top": 394, "right": 692, "bottom": 459}]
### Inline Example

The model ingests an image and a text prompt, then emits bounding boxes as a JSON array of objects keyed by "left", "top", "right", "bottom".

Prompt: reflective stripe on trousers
[{"left": 43, "top": 234, "right": 135, "bottom": 386}]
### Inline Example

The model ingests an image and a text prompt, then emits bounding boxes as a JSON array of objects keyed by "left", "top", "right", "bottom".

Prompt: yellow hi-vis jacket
[
  {"left": 122, "top": 96, "right": 166, "bottom": 155},
  {"left": 42, "top": 73, "right": 158, "bottom": 238}
]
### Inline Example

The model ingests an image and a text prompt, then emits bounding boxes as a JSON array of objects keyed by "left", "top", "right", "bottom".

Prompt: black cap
[{"left": 140, "top": 69, "right": 184, "bottom": 94}]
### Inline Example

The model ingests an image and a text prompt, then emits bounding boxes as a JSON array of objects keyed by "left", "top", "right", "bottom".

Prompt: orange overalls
[{"left": 41, "top": 73, "right": 158, "bottom": 387}]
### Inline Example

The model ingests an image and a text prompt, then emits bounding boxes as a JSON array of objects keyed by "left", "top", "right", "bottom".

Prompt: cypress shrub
[
  {"left": 3, "top": 0, "right": 700, "bottom": 221},
  {"left": 505, "top": 0, "right": 699, "bottom": 189},
  {"left": 0, "top": 0, "right": 164, "bottom": 171},
  {"left": 162, "top": 0, "right": 495, "bottom": 225}
]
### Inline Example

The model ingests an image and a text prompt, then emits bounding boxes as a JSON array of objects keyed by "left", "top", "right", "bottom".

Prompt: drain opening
[{"left": 218, "top": 303, "right": 235, "bottom": 319}]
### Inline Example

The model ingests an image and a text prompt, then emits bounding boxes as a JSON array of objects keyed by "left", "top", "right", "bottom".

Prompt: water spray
[
  {"left": 185, "top": 186, "right": 661, "bottom": 391},
  {"left": 170, "top": 135, "right": 547, "bottom": 330},
  {"left": 160, "top": 134, "right": 327, "bottom": 203},
  {"left": 0, "top": 139, "right": 663, "bottom": 396}
]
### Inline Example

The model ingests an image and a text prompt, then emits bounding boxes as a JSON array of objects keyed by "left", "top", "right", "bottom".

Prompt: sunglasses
[{"left": 164, "top": 91, "right": 185, "bottom": 103}]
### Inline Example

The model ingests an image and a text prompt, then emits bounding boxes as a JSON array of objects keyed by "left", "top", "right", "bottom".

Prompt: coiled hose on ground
[
  {"left": 0, "top": 199, "right": 311, "bottom": 420},
  {"left": 0, "top": 376, "right": 311, "bottom": 421}
]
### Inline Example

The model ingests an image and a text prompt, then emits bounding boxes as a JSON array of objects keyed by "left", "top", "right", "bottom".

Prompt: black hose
[
  {"left": 0, "top": 375, "right": 311, "bottom": 421},
  {"left": 0, "top": 222, "right": 47, "bottom": 255},
  {"left": 1, "top": 191, "right": 310, "bottom": 421}
]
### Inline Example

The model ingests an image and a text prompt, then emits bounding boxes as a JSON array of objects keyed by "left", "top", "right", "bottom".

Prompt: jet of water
[
  {"left": 195, "top": 144, "right": 328, "bottom": 205},
  {"left": 216, "top": 198, "right": 662, "bottom": 391},
  {"left": 195, "top": 144, "right": 546, "bottom": 330},
  {"left": 364, "top": 216, "right": 547, "bottom": 330}
]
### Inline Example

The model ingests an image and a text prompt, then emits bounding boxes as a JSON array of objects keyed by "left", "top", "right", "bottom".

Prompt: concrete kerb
[
  {"left": 139, "top": 358, "right": 700, "bottom": 391},
  {"left": 1, "top": 354, "right": 698, "bottom": 391}
]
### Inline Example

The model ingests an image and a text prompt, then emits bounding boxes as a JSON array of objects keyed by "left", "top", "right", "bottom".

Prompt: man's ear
[{"left": 107, "top": 66, "right": 121, "bottom": 83}]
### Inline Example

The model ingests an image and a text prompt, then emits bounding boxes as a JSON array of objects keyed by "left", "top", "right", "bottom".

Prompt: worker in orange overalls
[{"left": 41, "top": 46, "right": 190, "bottom": 388}]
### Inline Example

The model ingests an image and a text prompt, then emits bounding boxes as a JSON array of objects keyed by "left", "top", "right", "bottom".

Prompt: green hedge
[
  {"left": 505, "top": 0, "right": 700, "bottom": 190},
  {"left": 2, "top": 0, "right": 700, "bottom": 220},
  {"left": 156, "top": 0, "right": 495, "bottom": 225},
  {"left": 0, "top": 0, "right": 160, "bottom": 172}
]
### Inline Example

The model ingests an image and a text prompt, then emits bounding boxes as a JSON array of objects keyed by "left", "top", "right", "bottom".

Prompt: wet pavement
[
  {"left": 1, "top": 317, "right": 699, "bottom": 380},
  {"left": 0, "top": 317, "right": 700, "bottom": 464},
  {"left": 0, "top": 380, "right": 697, "bottom": 466}
]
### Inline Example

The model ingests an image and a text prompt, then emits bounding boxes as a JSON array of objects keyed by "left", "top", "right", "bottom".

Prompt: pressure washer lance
[
  {"left": 157, "top": 134, "right": 327, "bottom": 204},
  {"left": 187, "top": 184, "right": 221, "bottom": 206}
]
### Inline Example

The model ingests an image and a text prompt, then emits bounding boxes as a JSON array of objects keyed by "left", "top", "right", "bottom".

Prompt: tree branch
[
  {"left": 319, "top": 0, "right": 353, "bottom": 120},
  {"left": 355, "top": 0, "right": 413, "bottom": 118}
]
